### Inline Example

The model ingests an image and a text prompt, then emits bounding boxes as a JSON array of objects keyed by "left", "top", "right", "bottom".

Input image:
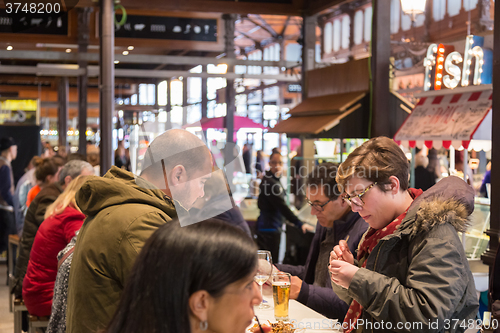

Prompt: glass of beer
[{"left": 272, "top": 272, "right": 291, "bottom": 321}]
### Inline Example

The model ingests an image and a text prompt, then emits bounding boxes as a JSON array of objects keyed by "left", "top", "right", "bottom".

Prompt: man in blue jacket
[{"left": 276, "top": 162, "right": 368, "bottom": 320}]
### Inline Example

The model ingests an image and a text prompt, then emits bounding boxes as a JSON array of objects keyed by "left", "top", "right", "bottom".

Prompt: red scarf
[{"left": 343, "top": 188, "right": 423, "bottom": 333}]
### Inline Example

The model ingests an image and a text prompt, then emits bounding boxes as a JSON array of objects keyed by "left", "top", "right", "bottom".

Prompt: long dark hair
[{"left": 105, "top": 218, "right": 258, "bottom": 333}]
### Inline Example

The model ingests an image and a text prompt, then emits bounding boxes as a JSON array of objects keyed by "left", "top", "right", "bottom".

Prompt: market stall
[
  {"left": 394, "top": 86, "right": 492, "bottom": 152},
  {"left": 394, "top": 85, "right": 493, "bottom": 306}
]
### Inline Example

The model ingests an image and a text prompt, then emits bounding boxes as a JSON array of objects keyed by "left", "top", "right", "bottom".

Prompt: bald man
[{"left": 66, "top": 129, "right": 213, "bottom": 333}]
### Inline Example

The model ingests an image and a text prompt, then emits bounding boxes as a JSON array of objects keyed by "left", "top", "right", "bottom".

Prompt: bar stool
[
  {"left": 8, "top": 234, "right": 20, "bottom": 312},
  {"left": 29, "top": 315, "right": 50, "bottom": 333},
  {"left": 13, "top": 299, "right": 27, "bottom": 333}
]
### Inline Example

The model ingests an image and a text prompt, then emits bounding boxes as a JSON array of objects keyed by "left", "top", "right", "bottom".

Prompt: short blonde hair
[{"left": 44, "top": 175, "right": 89, "bottom": 219}]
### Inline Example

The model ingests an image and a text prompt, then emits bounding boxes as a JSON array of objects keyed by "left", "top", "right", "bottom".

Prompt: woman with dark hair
[
  {"left": 26, "top": 157, "right": 64, "bottom": 207},
  {"left": 105, "top": 219, "right": 267, "bottom": 333},
  {"left": 114, "top": 140, "right": 130, "bottom": 171}
]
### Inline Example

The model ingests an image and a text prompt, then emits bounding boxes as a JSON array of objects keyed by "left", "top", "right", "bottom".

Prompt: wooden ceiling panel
[{"left": 234, "top": 14, "right": 302, "bottom": 52}]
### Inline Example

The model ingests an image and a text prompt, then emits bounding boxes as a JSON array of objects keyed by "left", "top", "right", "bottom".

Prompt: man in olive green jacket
[{"left": 66, "top": 129, "right": 213, "bottom": 333}]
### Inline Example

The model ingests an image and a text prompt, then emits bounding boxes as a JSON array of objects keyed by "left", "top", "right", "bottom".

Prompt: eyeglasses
[
  {"left": 306, "top": 198, "right": 332, "bottom": 212},
  {"left": 343, "top": 182, "right": 377, "bottom": 207}
]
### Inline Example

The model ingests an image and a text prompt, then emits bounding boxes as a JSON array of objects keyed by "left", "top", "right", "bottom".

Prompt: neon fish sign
[{"left": 423, "top": 35, "right": 492, "bottom": 91}]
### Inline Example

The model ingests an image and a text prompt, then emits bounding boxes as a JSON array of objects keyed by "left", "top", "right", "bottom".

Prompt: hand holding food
[
  {"left": 329, "top": 259, "right": 359, "bottom": 289},
  {"left": 329, "top": 240, "right": 354, "bottom": 264}
]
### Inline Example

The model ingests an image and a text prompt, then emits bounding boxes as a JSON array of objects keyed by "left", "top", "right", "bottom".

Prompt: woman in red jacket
[{"left": 23, "top": 175, "right": 89, "bottom": 317}]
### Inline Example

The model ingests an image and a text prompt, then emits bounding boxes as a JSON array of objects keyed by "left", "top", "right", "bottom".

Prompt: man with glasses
[
  {"left": 275, "top": 162, "right": 367, "bottom": 319},
  {"left": 256, "top": 151, "right": 312, "bottom": 262}
]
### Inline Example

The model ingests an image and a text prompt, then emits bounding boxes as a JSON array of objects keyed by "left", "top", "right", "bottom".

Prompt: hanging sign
[
  {"left": 0, "top": 98, "right": 39, "bottom": 125},
  {"left": 0, "top": 8, "right": 68, "bottom": 35},
  {"left": 394, "top": 90, "right": 492, "bottom": 146},
  {"left": 423, "top": 35, "right": 493, "bottom": 91},
  {"left": 114, "top": 15, "right": 218, "bottom": 42},
  {"left": 287, "top": 84, "right": 302, "bottom": 93}
]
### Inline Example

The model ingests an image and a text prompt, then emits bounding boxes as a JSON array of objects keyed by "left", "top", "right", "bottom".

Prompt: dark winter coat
[
  {"left": 277, "top": 211, "right": 368, "bottom": 319},
  {"left": 332, "top": 177, "right": 479, "bottom": 333}
]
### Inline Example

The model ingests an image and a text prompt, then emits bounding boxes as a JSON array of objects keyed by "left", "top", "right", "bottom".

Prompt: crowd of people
[{"left": 1, "top": 130, "right": 499, "bottom": 333}]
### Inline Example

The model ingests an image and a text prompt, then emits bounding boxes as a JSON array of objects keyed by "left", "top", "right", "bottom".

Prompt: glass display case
[{"left": 460, "top": 197, "right": 490, "bottom": 260}]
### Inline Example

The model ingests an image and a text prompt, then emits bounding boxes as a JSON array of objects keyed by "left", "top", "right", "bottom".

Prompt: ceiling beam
[
  {"left": 0, "top": 75, "right": 141, "bottom": 86},
  {"left": 76, "top": 0, "right": 304, "bottom": 16},
  {"left": 280, "top": 16, "right": 292, "bottom": 36},
  {"left": 0, "top": 50, "right": 299, "bottom": 68},
  {"left": 40, "top": 101, "right": 162, "bottom": 111},
  {"left": 0, "top": 65, "right": 301, "bottom": 81},
  {"left": 305, "top": 0, "right": 345, "bottom": 16},
  {"left": 254, "top": 15, "right": 280, "bottom": 38},
  {"left": 235, "top": 30, "right": 262, "bottom": 45},
  {"left": 242, "top": 81, "right": 283, "bottom": 94},
  {"left": 242, "top": 15, "right": 279, "bottom": 38}
]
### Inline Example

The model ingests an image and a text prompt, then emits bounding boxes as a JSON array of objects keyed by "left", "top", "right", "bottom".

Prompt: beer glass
[{"left": 272, "top": 272, "right": 291, "bottom": 321}]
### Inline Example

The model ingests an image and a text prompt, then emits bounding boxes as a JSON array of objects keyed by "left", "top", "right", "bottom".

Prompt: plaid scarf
[{"left": 343, "top": 188, "right": 423, "bottom": 333}]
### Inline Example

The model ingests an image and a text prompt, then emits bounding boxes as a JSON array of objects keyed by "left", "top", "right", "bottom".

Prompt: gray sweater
[{"left": 47, "top": 234, "right": 77, "bottom": 333}]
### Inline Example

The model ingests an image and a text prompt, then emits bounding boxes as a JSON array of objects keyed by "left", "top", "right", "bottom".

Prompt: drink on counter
[
  {"left": 254, "top": 250, "right": 273, "bottom": 309},
  {"left": 255, "top": 274, "right": 269, "bottom": 285},
  {"left": 272, "top": 272, "right": 291, "bottom": 321}
]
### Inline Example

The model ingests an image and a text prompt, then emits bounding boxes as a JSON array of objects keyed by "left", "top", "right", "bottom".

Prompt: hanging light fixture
[{"left": 400, "top": 0, "right": 427, "bottom": 23}]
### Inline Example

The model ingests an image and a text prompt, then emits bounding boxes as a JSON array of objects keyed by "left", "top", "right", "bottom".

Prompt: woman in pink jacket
[{"left": 23, "top": 175, "right": 89, "bottom": 317}]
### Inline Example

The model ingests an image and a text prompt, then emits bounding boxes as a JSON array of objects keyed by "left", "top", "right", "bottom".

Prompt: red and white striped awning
[{"left": 394, "top": 89, "right": 492, "bottom": 151}]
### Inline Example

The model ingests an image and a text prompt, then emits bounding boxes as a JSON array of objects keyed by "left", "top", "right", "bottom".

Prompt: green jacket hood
[
  {"left": 400, "top": 176, "right": 474, "bottom": 238},
  {"left": 76, "top": 166, "right": 177, "bottom": 218}
]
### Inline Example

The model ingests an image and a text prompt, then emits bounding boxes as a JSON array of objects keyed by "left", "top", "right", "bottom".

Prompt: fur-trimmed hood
[{"left": 400, "top": 176, "right": 475, "bottom": 237}]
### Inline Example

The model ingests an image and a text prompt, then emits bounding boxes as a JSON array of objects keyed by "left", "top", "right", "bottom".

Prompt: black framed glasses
[
  {"left": 343, "top": 182, "right": 377, "bottom": 207},
  {"left": 306, "top": 198, "right": 332, "bottom": 212}
]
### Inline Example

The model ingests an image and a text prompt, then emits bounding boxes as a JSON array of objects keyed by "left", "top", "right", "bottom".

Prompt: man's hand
[
  {"left": 329, "top": 240, "right": 354, "bottom": 264},
  {"left": 301, "top": 224, "right": 315, "bottom": 234},
  {"left": 289, "top": 276, "right": 302, "bottom": 300},
  {"left": 329, "top": 260, "right": 359, "bottom": 289}
]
